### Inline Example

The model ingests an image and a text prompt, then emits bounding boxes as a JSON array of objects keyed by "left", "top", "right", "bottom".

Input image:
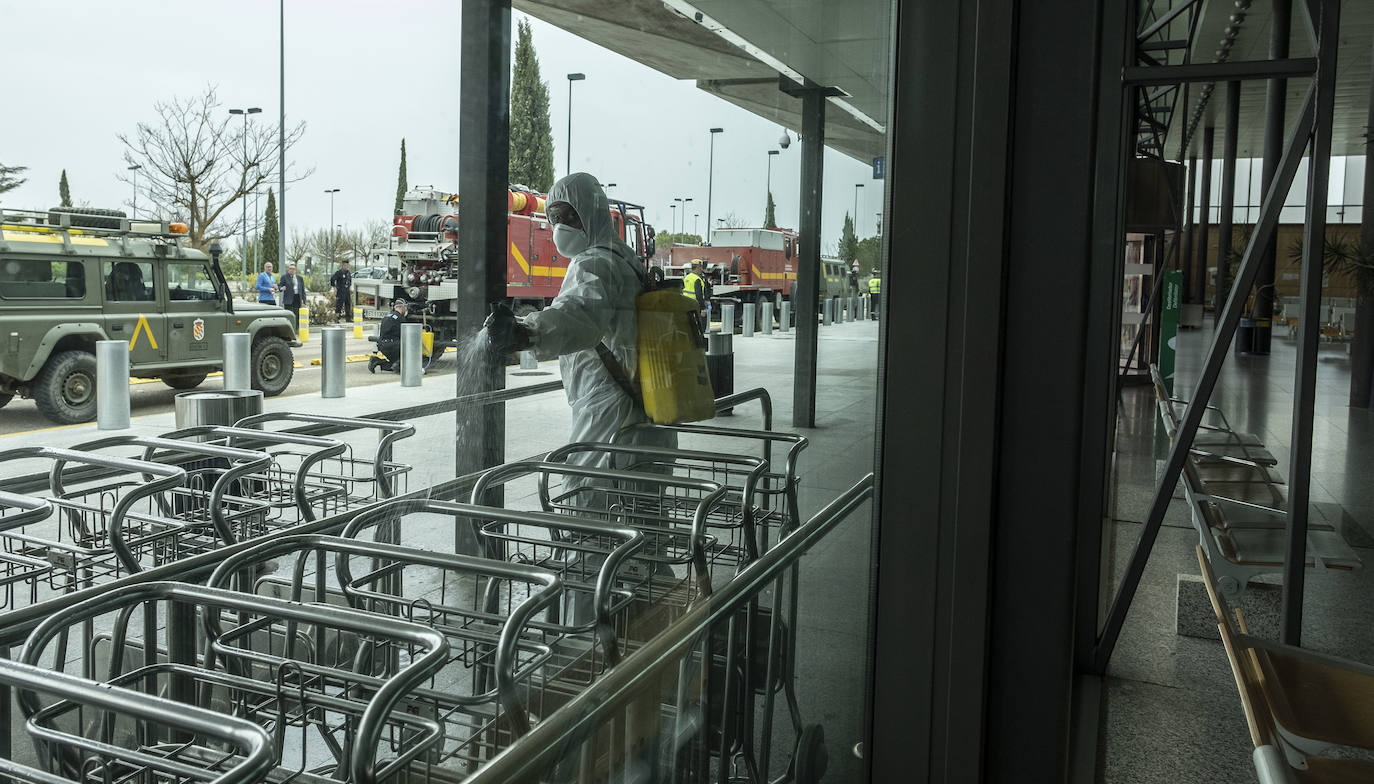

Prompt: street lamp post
[
  {"left": 229, "top": 107, "right": 261, "bottom": 288},
  {"left": 706, "top": 128, "right": 723, "bottom": 244},
  {"left": 670, "top": 204, "right": 677, "bottom": 240},
  {"left": 673, "top": 198, "right": 684, "bottom": 235},
  {"left": 853, "top": 183, "right": 865, "bottom": 231},
  {"left": 766, "top": 150, "right": 779, "bottom": 213},
  {"left": 324, "top": 188, "right": 341, "bottom": 271},
  {"left": 126, "top": 164, "right": 142, "bottom": 219},
  {"left": 278, "top": 0, "right": 287, "bottom": 286},
  {"left": 694, "top": 213, "right": 699, "bottom": 237},
  {"left": 566, "top": 73, "right": 585, "bottom": 177}
]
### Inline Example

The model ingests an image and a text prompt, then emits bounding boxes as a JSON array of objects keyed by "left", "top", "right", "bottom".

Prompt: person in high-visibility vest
[
  {"left": 867, "top": 268, "right": 882, "bottom": 321},
  {"left": 682, "top": 260, "right": 708, "bottom": 329}
]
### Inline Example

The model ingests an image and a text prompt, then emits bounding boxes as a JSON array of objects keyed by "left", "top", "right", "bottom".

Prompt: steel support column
[
  {"left": 790, "top": 85, "right": 825, "bottom": 429},
  {"left": 1182, "top": 152, "right": 1197, "bottom": 303},
  {"left": 455, "top": 0, "right": 511, "bottom": 481},
  {"left": 1196, "top": 126, "right": 1214, "bottom": 307},
  {"left": 1215, "top": 81, "right": 1240, "bottom": 321},
  {"left": 1252, "top": 0, "right": 1293, "bottom": 355},
  {"left": 1095, "top": 82, "right": 1318, "bottom": 670},
  {"left": 1281, "top": 0, "right": 1340, "bottom": 646},
  {"left": 1352, "top": 33, "right": 1374, "bottom": 408}
]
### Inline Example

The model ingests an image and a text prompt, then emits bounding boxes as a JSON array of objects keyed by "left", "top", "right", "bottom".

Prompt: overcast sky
[{"left": 0, "top": 0, "right": 882, "bottom": 252}]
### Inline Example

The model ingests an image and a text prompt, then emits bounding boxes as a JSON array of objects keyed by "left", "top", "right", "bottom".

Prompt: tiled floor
[{"left": 1102, "top": 325, "right": 1374, "bottom": 783}]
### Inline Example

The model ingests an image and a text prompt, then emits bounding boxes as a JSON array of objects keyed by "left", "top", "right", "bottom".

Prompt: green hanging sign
[{"left": 1158, "top": 270, "right": 1182, "bottom": 393}]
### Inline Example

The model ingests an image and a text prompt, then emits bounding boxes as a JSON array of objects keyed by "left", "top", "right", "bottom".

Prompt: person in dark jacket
[
  {"left": 369, "top": 299, "right": 408, "bottom": 373},
  {"left": 329, "top": 261, "right": 353, "bottom": 322},
  {"left": 278, "top": 263, "right": 306, "bottom": 331}
]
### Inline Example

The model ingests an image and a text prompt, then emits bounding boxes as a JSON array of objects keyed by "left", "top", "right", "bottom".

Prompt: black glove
[{"left": 483, "top": 303, "right": 531, "bottom": 354}]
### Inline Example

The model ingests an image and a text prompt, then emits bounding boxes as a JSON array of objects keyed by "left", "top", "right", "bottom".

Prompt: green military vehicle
[{"left": 0, "top": 208, "right": 298, "bottom": 424}]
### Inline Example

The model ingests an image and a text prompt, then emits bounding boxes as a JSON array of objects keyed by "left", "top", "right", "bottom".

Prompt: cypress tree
[
  {"left": 764, "top": 191, "right": 777, "bottom": 229},
  {"left": 509, "top": 19, "right": 555, "bottom": 192},
  {"left": 838, "top": 212, "right": 858, "bottom": 262},
  {"left": 394, "top": 138, "right": 407, "bottom": 214},
  {"left": 261, "top": 190, "right": 280, "bottom": 271},
  {"left": 59, "top": 170, "right": 72, "bottom": 207}
]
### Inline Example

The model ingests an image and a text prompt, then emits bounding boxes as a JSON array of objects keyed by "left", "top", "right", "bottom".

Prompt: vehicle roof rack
[{"left": 0, "top": 207, "right": 191, "bottom": 243}]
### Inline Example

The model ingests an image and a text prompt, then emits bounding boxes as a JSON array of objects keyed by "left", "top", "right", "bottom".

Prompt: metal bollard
[
  {"left": 822, "top": 298, "right": 832, "bottom": 326},
  {"left": 721, "top": 303, "right": 735, "bottom": 335},
  {"left": 779, "top": 300, "right": 791, "bottom": 333},
  {"left": 223, "top": 333, "right": 251, "bottom": 391},
  {"left": 353, "top": 307, "right": 364, "bottom": 340},
  {"left": 846, "top": 296, "right": 855, "bottom": 323},
  {"left": 761, "top": 300, "right": 773, "bottom": 335},
  {"left": 519, "top": 350, "right": 538, "bottom": 370},
  {"left": 707, "top": 330, "right": 734, "bottom": 415},
  {"left": 321, "top": 327, "right": 346, "bottom": 398},
  {"left": 401, "top": 322, "right": 422, "bottom": 387},
  {"left": 96, "top": 340, "right": 130, "bottom": 430},
  {"left": 298, "top": 306, "right": 310, "bottom": 343},
  {"left": 742, "top": 303, "right": 755, "bottom": 338},
  {"left": 853, "top": 296, "right": 861, "bottom": 322}
]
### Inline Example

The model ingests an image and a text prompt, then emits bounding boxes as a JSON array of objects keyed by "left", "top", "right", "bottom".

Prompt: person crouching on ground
[{"left": 369, "top": 299, "right": 408, "bottom": 373}]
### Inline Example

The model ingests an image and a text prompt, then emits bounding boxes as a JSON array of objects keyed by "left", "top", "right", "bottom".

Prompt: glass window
[
  {"left": 102, "top": 261, "right": 155, "bottom": 302},
  {"left": 0, "top": 259, "right": 85, "bottom": 299},
  {"left": 166, "top": 262, "right": 219, "bottom": 301}
]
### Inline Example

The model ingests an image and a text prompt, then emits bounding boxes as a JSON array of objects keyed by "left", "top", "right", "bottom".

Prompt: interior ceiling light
[{"left": 661, "top": 0, "right": 886, "bottom": 134}]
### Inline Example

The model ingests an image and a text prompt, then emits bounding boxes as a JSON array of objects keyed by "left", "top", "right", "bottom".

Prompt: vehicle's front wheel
[
  {"left": 163, "top": 373, "right": 208, "bottom": 391},
  {"left": 251, "top": 336, "right": 294, "bottom": 397},
  {"left": 33, "top": 350, "right": 98, "bottom": 424}
]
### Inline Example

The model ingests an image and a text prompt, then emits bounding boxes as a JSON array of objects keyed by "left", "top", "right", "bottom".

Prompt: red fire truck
[
  {"left": 360, "top": 186, "right": 656, "bottom": 349},
  {"left": 664, "top": 227, "right": 850, "bottom": 328}
]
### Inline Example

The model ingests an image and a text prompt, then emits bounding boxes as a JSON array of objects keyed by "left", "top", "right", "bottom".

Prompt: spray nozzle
[{"left": 482, "top": 302, "right": 530, "bottom": 354}]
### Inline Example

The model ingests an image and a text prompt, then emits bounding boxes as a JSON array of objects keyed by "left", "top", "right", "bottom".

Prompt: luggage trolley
[
  {"left": 233, "top": 413, "right": 416, "bottom": 509},
  {"left": 0, "top": 658, "right": 275, "bottom": 784},
  {"left": 0, "top": 492, "right": 53, "bottom": 611},
  {"left": 206, "top": 534, "right": 566, "bottom": 780},
  {"left": 609, "top": 425, "right": 820, "bottom": 784},
  {"left": 159, "top": 426, "right": 352, "bottom": 525},
  {"left": 17, "top": 581, "right": 451, "bottom": 784}
]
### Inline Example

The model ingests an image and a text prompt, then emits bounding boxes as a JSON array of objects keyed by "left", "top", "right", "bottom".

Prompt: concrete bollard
[
  {"left": 223, "top": 333, "right": 251, "bottom": 391},
  {"left": 721, "top": 303, "right": 735, "bottom": 335},
  {"left": 353, "top": 307, "right": 364, "bottom": 340},
  {"left": 779, "top": 300, "right": 791, "bottom": 333},
  {"left": 761, "top": 300, "right": 773, "bottom": 335},
  {"left": 298, "top": 306, "right": 310, "bottom": 343},
  {"left": 321, "top": 327, "right": 346, "bottom": 398},
  {"left": 401, "top": 322, "right": 422, "bottom": 387},
  {"left": 853, "top": 296, "right": 861, "bottom": 322},
  {"left": 742, "top": 302, "right": 755, "bottom": 338},
  {"left": 822, "top": 298, "right": 832, "bottom": 326},
  {"left": 519, "top": 350, "right": 538, "bottom": 370},
  {"left": 96, "top": 340, "right": 130, "bottom": 430}
]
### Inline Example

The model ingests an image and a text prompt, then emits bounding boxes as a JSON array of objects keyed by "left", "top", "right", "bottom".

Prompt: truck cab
[{"left": 0, "top": 208, "right": 299, "bottom": 424}]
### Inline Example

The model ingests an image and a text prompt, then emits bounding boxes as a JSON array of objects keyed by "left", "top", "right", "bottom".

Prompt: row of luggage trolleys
[{"left": 0, "top": 395, "right": 831, "bottom": 784}]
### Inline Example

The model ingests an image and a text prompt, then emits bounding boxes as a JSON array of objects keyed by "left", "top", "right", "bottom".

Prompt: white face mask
[{"left": 553, "top": 224, "right": 589, "bottom": 257}]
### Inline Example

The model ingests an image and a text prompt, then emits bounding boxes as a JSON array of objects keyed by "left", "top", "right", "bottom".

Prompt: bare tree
[
  {"left": 117, "top": 85, "right": 311, "bottom": 250},
  {"left": 0, "top": 163, "right": 26, "bottom": 198},
  {"left": 719, "top": 211, "right": 747, "bottom": 229},
  {"left": 287, "top": 228, "right": 313, "bottom": 267}
]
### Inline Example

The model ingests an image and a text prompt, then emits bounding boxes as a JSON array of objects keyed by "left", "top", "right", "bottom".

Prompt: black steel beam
[
  {"left": 1215, "top": 81, "right": 1240, "bottom": 322},
  {"left": 1182, "top": 152, "right": 1197, "bottom": 303},
  {"left": 1252, "top": 0, "right": 1293, "bottom": 356},
  {"left": 1123, "top": 56, "right": 1315, "bottom": 85},
  {"left": 1140, "top": 39, "right": 1190, "bottom": 52},
  {"left": 1196, "top": 126, "right": 1214, "bottom": 306},
  {"left": 1282, "top": 0, "right": 1340, "bottom": 646},
  {"left": 1094, "top": 82, "right": 1318, "bottom": 672},
  {"left": 791, "top": 88, "right": 824, "bottom": 429},
  {"left": 455, "top": 0, "right": 511, "bottom": 480},
  {"left": 1137, "top": 0, "right": 1202, "bottom": 43}
]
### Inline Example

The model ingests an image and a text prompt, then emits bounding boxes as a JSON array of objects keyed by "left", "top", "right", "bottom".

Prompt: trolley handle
[
  {"left": 471, "top": 460, "right": 727, "bottom": 596},
  {"left": 0, "top": 491, "right": 53, "bottom": 532},
  {"left": 234, "top": 413, "right": 416, "bottom": 498},
  {"left": 616, "top": 423, "right": 809, "bottom": 488},
  {"left": 161, "top": 426, "right": 350, "bottom": 522},
  {"left": 17, "top": 580, "right": 450, "bottom": 784},
  {"left": 0, "top": 658, "right": 275, "bottom": 784},
  {"left": 346, "top": 499, "right": 645, "bottom": 664},
  {"left": 72, "top": 434, "right": 274, "bottom": 546},
  {"left": 206, "top": 532, "right": 562, "bottom": 737},
  {"left": 0, "top": 447, "right": 188, "bottom": 573}
]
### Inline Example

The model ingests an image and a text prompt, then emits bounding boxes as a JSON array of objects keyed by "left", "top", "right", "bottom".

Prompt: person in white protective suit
[{"left": 485, "top": 172, "right": 672, "bottom": 465}]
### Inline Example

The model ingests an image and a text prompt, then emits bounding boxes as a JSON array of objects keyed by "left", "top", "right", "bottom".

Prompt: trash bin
[
  {"left": 1235, "top": 317, "right": 1255, "bottom": 355},
  {"left": 707, "top": 330, "right": 734, "bottom": 416},
  {"left": 174, "top": 390, "right": 264, "bottom": 428}
]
